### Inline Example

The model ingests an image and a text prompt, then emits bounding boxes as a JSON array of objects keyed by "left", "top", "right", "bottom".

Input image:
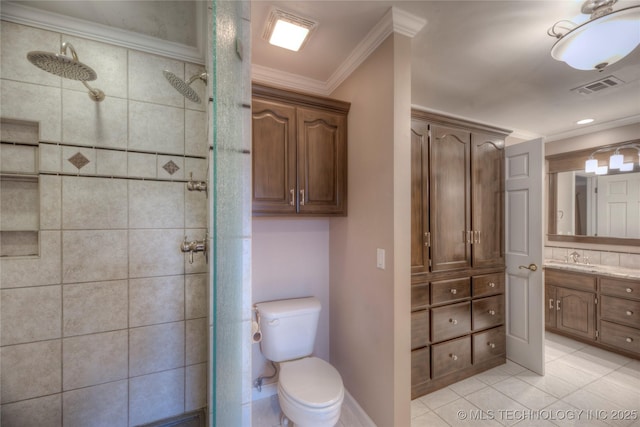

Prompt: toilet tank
[{"left": 255, "top": 297, "right": 321, "bottom": 362}]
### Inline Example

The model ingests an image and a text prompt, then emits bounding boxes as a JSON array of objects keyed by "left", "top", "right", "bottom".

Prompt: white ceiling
[{"left": 252, "top": 0, "right": 640, "bottom": 140}]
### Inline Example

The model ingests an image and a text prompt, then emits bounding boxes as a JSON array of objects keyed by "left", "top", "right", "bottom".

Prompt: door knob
[{"left": 518, "top": 263, "right": 538, "bottom": 272}]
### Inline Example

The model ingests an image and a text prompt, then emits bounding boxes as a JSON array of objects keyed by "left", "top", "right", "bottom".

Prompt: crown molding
[
  {"left": 252, "top": 6, "right": 427, "bottom": 96},
  {"left": 545, "top": 114, "right": 640, "bottom": 142},
  {"left": 0, "top": 1, "right": 205, "bottom": 65}
]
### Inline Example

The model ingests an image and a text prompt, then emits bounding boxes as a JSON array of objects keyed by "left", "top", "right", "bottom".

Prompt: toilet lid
[{"left": 279, "top": 357, "right": 344, "bottom": 408}]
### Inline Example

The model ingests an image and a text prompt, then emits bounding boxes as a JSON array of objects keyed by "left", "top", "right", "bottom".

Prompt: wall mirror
[{"left": 547, "top": 140, "right": 640, "bottom": 246}]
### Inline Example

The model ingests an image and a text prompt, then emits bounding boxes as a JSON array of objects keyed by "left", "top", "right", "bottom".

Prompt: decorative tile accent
[
  {"left": 67, "top": 152, "right": 90, "bottom": 170},
  {"left": 163, "top": 160, "right": 180, "bottom": 175}
]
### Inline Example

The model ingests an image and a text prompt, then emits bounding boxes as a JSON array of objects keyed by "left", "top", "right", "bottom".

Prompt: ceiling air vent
[{"left": 571, "top": 75, "right": 625, "bottom": 95}]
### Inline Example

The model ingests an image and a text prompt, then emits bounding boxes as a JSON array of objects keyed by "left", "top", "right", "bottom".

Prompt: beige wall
[{"left": 329, "top": 33, "right": 412, "bottom": 427}]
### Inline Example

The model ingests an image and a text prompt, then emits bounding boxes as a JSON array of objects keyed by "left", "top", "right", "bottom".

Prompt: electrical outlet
[{"left": 377, "top": 248, "right": 385, "bottom": 270}]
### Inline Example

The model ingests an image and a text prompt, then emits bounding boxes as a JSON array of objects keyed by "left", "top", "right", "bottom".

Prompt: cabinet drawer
[
  {"left": 472, "top": 295, "right": 504, "bottom": 331},
  {"left": 600, "top": 278, "right": 640, "bottom": 301},
  {"left": 411, "top": 347, "right": 430, "bottom": 387},
  {"left": 412, "top": 310, "right": 430, "bottom": 349},
  {"left": 545, "top": 269, "right": 596, "bottom": 292},
  {"left": 431, "top": 302, "right": 471, "bottom": 342},
  {"left": 601, "top": 296, "right": 640, "bottom": 328},
  {"left": 431, "top": 277, "right": 470, "bottom": 305},
  {"left": 412, "top": 283, "right": 430, "bottom": 309},
  {"left": 473, "top": 326, "right": 505, "bottom": 364},
  {"left": 432, "top": 336, "right": 471, "bottom": 379},
  {"left": 600, "top": 320, "right": 640, "bottom": 354},
  {"left": 472, "top": 273, "right": 504, "bottom": 297}
]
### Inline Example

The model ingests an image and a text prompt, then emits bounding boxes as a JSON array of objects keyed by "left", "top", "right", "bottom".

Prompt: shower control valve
[
  {"left": 187, "top": 172, "right": 208, "bottom": 194},
  {"left": 180, "top": 235, "right": 208, "bottom": 264}
]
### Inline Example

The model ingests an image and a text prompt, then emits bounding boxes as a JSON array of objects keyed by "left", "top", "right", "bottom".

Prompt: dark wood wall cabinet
[
  {"left": 252, "top": 84, "right": 350, "bottom": 216},
  {"left": 545, "top": 268, "right": 640, "bottom": 359},
  {"left": 410, "top": 111, "right": 511, "bottom": 399}
]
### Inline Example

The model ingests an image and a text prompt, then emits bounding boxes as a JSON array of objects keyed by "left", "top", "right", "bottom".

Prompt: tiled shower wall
[{"left": 0, "top": 21, "right": 209, "bottom": 426}]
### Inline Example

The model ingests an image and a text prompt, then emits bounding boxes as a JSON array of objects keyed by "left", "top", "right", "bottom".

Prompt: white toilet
[{"left": 255, "top": 297, "right": 344, "bottom": 427}]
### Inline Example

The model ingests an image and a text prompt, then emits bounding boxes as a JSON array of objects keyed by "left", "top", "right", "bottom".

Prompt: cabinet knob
[
  {"left": 488, "top": 342, "right": 496, "bottom": 349},
  {"left": 626, "top": 337, "right": 633, "bottom": 343},
  {"left": 627, "top": 288, "right": 633, "bottom": 293},
  {"left": 627, "top": 310, "right": 633, "bottom": 316},
  {"left": 449, "top": 318, "right": 458, "bottom": 325},
  {"left": 488, "top": 282, "right": 496, "bottom": 288},
  {"left": 450, "top": 354, "right": 458, "bottom": 361},
  {"left": 488, "top": 309, "right": 496, "bottom": 316},
  {"left": 450, "top": 289, "right": 457, "bottom": 295}
]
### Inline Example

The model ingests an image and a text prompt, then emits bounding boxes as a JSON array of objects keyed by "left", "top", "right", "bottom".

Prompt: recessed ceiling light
[
  {"left": 263, "top": 7, "right": 317, "bottom": 52},
  {"left": 576, "top": 118, "right": 595, "bottom": 125}
]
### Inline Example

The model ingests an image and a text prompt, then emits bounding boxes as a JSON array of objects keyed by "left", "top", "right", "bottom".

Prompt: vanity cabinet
[
  {"left": 545, "top": 268, "right": 640, "bottom": 358},
  {"left": 251, "top": 84, "right": 350, "bottom": 216}
]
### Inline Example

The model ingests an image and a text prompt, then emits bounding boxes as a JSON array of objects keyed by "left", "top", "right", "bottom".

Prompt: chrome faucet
[
  {"left": 180, "top": 234, "right": 208, "bottom": 264},
  {"left": 569, "top": 251, "right": 580, "bottom": 263}
]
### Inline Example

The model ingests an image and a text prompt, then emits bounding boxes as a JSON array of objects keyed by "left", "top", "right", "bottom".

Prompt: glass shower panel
[{"left": 210, "top": 0, "right": 250, "bottom": 425}]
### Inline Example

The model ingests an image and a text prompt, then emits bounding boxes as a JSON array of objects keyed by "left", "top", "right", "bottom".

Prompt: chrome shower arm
[{"left": 186, "top": 72, "right": 208, "bottom": 85}]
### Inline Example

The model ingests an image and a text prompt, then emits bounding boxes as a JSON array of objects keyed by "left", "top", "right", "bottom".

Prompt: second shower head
[{"left": 163, "top": 70, "right": 208, "bottom": 103}]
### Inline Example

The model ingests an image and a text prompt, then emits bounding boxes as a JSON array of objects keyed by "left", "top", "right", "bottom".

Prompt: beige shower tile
[
  {"left": 129, "top": 229, "right": 184, "bottom": 278},
  {"left": 185, "top": 110, "right": 207, "bottom": 157},
  {"left": 62, "top": 330, "right": 128, "bottom": 390},
  {"left": 186, "top": 363, "right": 207, "bottom": 411},
  {"left": 0, "top": 143, "right": 38, "bottom": 173},
  {"left": 0, "top": 230, "right": 39, "bottom": 257},
  {"left": 61, "top": 146, "right": 96, "bottom": 175},
  {"left": 185, "top": 157, "right": 208, "bottom": 182},
  {"left": 127, "top": 152, "right": 156, "bottom": 178},
  {"left": 129, "top": 368, "right": 185, "bottom": 427},
  {"left": 129, "top": 180, "right": 184, "bottom": 228},
  {"left": 62, "top": 90, "right": 127, "bottom": 149},
  {"left": 0, "top": 177, "right": 39, "bottom": 231},
  {"left": 96, "top": 148, "right": 127, "bottom": 176},
  {"left": 0, "top": 231, "right": 62, "bottom": 288},
  {"left": 186, "top": 273, "right": 207, "bottom": 319},
  {"left": 158, "top": 155, "right": 185, "bottom": 180},
  {"left": 62, "top": 230, "right": 128, "bottom": 283},
  {"left": 63, "top": 280, "right": 128, "bottom": 336},
  {"left": 186, "top": 188, "right": 207, "bottom": 228},
  {"left": 63, "top": 380, "right": 127, "bottom": 427},
  {"left": 128, "top": 50, "right": 184, "bottom": 107},
  {"left": 186, "top": 318, "right": 207, "bottom": 365},
  {"left": 1, "top": 340, "right": 61, "bottom": 403},
  {"left": 1, "top": 21, "right": 61, "bottom": 88},
  {"left": 1, "top": 285, "right": 61, "bottom": 346},
  {"left": 62, "top": 36, "right": 128, "bottom": 99},
  {"left": 0, "top": 80, "right": 61, "bottom": 142},
  {"left": 62, "top": 176, "right": 127, "bottom": 229},
  {"left": 39, "top": 143, "right": 62, "bottom": 173},
  {"left": 41, "top": 175, "right": 62, "bottom": 230},
  {"left": 129, "top": 322, "right": 185, "bottom": 377},
  {"left": 185, "top": 228, "right": 209, "bottom": 274},
  {"left": 129, "top": 101, "right": 185, "bottom": 154},
  {"left": 0, "top": 118, "right": 39, "bottom": 144},
  {"left": 1, "top": 393, "right": 61, "bottom": 427},
  {"left": 185, "top": 63, "right": 207, "bottom": 112},
  {"left": 129, "top": 275, "right": 184, "bottom": 327}
]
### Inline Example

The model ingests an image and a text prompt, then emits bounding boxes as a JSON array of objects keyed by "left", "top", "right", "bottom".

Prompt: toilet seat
[{"left": 279, "top": 357, "right": 344, "bottom": 408}]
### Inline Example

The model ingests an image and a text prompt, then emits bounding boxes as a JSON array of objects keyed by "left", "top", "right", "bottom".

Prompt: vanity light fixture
[
  {"left": 584, "top": 143, "right": 640, "bottom": 174},
  {"left": 263, "top": 7, "right": 318, "bottom": 52},
  {"left": 547, "top": 0, "right": 640, "bottom": 71}
]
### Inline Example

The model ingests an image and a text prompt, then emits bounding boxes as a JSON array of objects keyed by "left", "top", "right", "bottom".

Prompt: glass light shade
[
  {"left": 596, "top": 165, "right": 609, "bottom": 175},
  {"left": 585, "top": 158, "right": 598, "bottom": 173},
  {"left": 620, "top": 162, "right": 634, "bottom": 171},
  {"left": 551, "top": 6, "right": 640, "bottom": 70},
  {"left": 609, "top": 152, "right": 624, "bottom": 169},
  {"left": 269, "top": 20, "right": 310, "bottom": 51}
]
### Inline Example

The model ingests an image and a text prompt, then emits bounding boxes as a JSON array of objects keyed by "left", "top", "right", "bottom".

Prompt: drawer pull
[
  {"left": 488, "top": 282, "right": 496, "bottom": 288},
  {"left": 450, "top": 354, "right": 458, "bottom": 361},
  {"left": 488, "top": 309, "right": 496, "bottom": 316},
  {"left": 449, "top": 318, "right": 458, "bottom": 325},
  {"left": 488, "top": 342, "right": 496, "bottom": 349},
  {"left": 626, "top": 337, "right": 633, "bottom": 343},
  {"left": 450, "top": 289, "right": 458, "bottom": 295},
  {"left": 627, "top": 288, "right": 633, "bottom": 293},
  {"left": 627, "top": 310, "right": 633, "bottom": 316}
]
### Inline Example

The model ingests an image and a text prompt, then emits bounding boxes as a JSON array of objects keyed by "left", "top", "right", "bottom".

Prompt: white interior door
[
  {"left": 596, "top": 174, "right": 640, "bottom": 238},
  {"left": 505, "top": 138, "right": 545, "bottom": 374}
]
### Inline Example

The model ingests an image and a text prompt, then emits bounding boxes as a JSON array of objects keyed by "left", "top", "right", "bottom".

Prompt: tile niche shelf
[{"left": 0, "top": 119, "right": 40, "bottom": 257}]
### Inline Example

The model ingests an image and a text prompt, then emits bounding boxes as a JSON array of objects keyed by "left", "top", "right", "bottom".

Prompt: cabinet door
[
  {"left": 556, "top": 287, "right": 596, "bottom": 340},
  {"left": 545, "top": 285, "right": 556, "bottom": 329},
  {"left": 411, "top": 120, "right": 430, "bottom": 274},
  {"left": 429, "top": 125, "right": 471, "bottom": 272},
  {"left": 296, "top": 107, "right": 347, "bottom": 215},
  {"left": 471, "top": 132, "right": 504, "bottom": 267},
  {"left": 252, "top": 99, "right": 297, "bottom": 214}
]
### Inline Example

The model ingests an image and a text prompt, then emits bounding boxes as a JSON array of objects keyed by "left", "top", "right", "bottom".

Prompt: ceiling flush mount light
[
  {"left": 263, "top": 7, "right": 318, "bottom": 52},
  {"left": 584, "top": 143, "right": 640, "bottom": 174},
  {"left": 548, "top": 0, "right": 640, "bottom": 71},
  {"left": 576, "top": 118, "right": 595, "bottom": 125}
]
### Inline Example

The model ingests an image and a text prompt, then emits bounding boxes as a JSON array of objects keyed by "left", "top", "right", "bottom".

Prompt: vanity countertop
[{"left": 544, "top": 259, "right": 640, "bottom": 280}]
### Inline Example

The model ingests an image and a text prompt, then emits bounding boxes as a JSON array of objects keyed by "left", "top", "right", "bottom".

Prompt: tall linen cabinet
[{"left": 410, "top": 110, "right": 510, "bottom": 398}]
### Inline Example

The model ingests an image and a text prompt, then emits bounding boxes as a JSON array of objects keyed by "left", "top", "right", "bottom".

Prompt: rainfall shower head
[
  {"left": 163, "top": 70, "right": 208, "bottom": 103},
  {"left": 27, "top": 42, "right": 105, "bottom": 102}
]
